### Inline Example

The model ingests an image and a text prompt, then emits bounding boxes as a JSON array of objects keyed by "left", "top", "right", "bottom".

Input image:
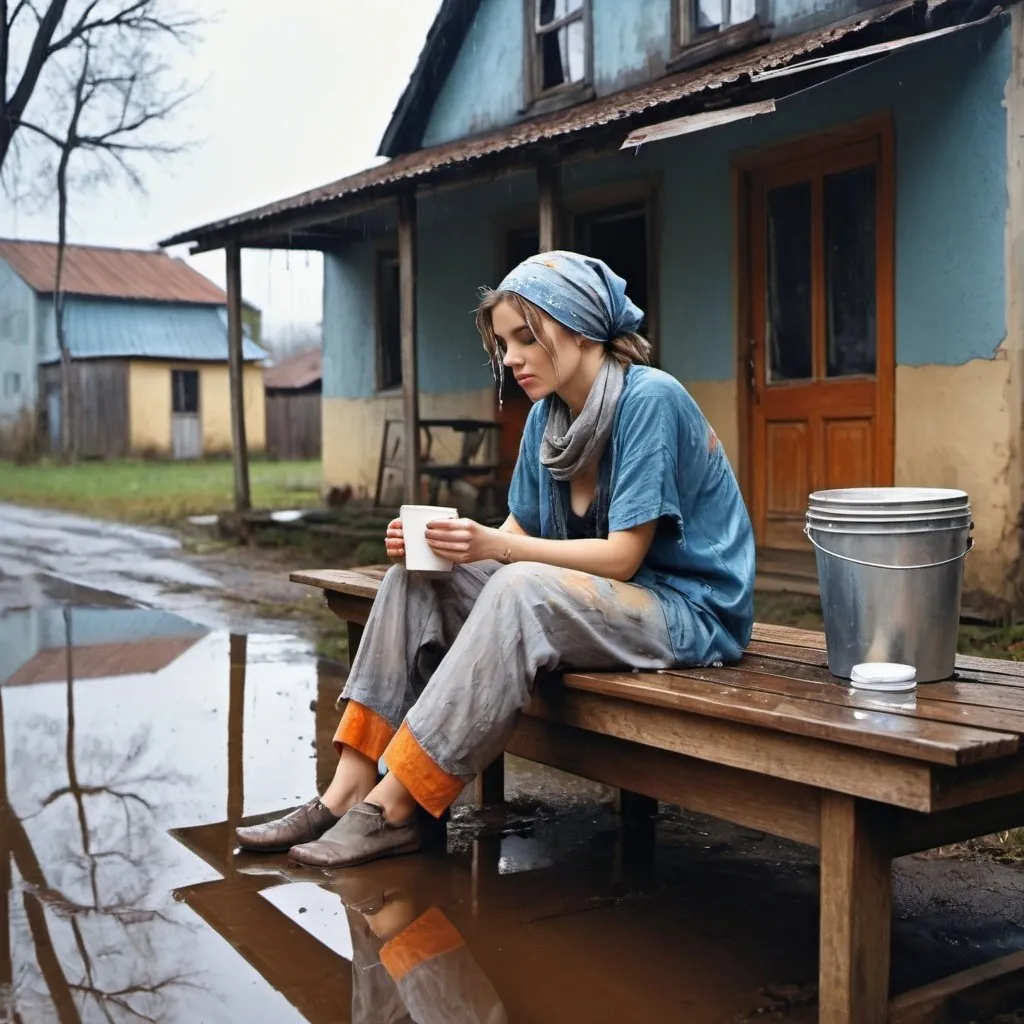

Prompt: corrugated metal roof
[
  {"left": 160, "top": 0, "right": 924, "bottom": 248},
  {"left": 39, "top": 298, "right": 267, "bottom": 363},
  {"left": 264, "top": 347, "right": 322, "bottom": 389},
  {"left": 0, "top": 239, "right": 231, "bottom": 304}
]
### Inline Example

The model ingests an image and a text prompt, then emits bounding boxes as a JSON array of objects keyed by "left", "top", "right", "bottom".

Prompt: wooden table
[
  {"left": 374, "top": 417, "right": 502, "bottom": 507},
  {"left": 291, "top": 566, "right": 1024, "bottom": 1024}
]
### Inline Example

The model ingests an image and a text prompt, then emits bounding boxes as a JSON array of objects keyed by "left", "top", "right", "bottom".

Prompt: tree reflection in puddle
[{"left": 1, "top": 578, "right": 320, "bottom": 1023}]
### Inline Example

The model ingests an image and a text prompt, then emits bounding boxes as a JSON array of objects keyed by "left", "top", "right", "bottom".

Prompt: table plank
[
  {"left": 746, "top": 639, "right": 1024, "bottom": 689},
  {"left": 290, "top": 569, "right": 382, "bottom": 600},
  {"left": 751, "top": 623, "right": 1024, "bottom": 683},
  {"left": 730, "top": 655, "right": 1024, "bottom": 727},
  {"left": 565, "top": 672, "right": 1019, "bottom": 766},
  {"left": 536, "top": 688, "right": 936, "bottom": 811}
]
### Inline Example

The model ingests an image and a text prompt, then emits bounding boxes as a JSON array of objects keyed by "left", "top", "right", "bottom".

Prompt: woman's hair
[{"left": 475, "top": 288, "right": 652, "bottom": 376}]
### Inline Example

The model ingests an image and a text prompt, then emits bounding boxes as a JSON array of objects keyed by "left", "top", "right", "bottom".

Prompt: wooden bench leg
[
  {"left": 474, "top": 755, "right": 505, "bottom": 808},
  {"left": 819, "top": 792, "right": 892, "bottom": 1024},
  {"left": 617, "top": 789, "right": 659, "bottom": 823}
]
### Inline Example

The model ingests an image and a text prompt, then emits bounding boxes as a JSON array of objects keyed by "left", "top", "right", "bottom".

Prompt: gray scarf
[{"left": 540, "top": 358, "right": 625, "bottom": 482}]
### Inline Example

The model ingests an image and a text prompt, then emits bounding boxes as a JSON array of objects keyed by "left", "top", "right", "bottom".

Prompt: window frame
[
  {"left": 3, "top": 371, "right": 22, "bottom": 397},
  {"left": 522, "top": 0, "right": 594, "bottom": 116},
  {"left": 669, "top": 0, "right": 770, "bottom": 72},
  {"left": 171, "top": 367, "right": 200, "bottom": 416},
  {"left": 374, "top": 248, "right": 403, "bottom": 395}
]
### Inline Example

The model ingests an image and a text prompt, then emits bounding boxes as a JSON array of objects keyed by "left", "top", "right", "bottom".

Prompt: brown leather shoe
[
  {"left": 235, "top": 798, "right": 339, "bottom": 853},
  {"left": 288, "top": 802, "right": 423, "bottom": 868}
]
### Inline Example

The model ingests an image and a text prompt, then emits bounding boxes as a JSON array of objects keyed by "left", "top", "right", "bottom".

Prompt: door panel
[
  {"left": 747, "top": 131, "right": 894, "bottom": 549},
  {"left": 172, "top": 414, "right": 202, "bottom": 459},
  {"left": 824, "top": 419, "right": 874, "bottom": 489},
  {"left": 764, "top": 421, "right": 810, "bottom": 549}
]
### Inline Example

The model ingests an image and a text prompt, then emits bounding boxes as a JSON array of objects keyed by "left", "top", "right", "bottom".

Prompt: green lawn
[{"left": 0, "top": 457, "right": 322, "bottom": 524}]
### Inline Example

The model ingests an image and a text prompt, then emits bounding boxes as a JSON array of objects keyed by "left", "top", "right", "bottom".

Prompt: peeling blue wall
[
  {"left": 422, "top": 0, "right": 524, "bottom": 148},
  {"left": 326, "top": 22, "right": 1010, "bottom": 400},
  {"left": 323, "top": 174, "right": 536, "bottom": 400},
  {"left": 592, "top": 0, "right": 671, "bottom": 93},
  {"left": 569, "top": 20, "right": 1010, "bottom": 380},
  {"left": 420, "top": 0, "right": 908, "bottom": 149}
]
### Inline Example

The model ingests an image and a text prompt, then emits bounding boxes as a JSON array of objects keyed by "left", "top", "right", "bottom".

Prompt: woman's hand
[
  {"left": 425, "top": 517, "right": 499, "bottom": 565},
  {"left": 384, "top": 518, "right": 405, "bottom": 562}
]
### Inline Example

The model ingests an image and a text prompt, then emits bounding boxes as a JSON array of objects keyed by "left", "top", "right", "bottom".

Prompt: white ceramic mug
[{"left": 400, "top": 504, "right": 459, "bottom": 572}]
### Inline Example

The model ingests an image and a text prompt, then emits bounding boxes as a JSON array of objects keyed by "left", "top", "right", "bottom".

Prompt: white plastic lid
[
  {"left": 851, "top": 662, "right": 916, "bottom": 684},
  {"left": 850, "top": 662, "right": 917, "bottom": 691}
]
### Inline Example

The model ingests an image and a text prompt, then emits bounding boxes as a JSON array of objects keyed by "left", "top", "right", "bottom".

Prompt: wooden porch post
[
  {"left": 398, "top": 190, "right": 421, "bottom": 504},
  {"left": 537, "top": 162, "right": 562, "bottom": 252},
  {"left": 225, "top": 242, "right": 251, "bottom": 511}
]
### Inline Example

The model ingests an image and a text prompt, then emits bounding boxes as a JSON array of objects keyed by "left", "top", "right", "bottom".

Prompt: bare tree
[
  {"left": 3, "top": 1, "right": 199, "bottom": 458},
  {"left": 0, "top": 1, "right": 197, "bottom": 180}
]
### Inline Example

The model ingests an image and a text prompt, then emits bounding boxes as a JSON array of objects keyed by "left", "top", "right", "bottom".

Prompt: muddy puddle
[{"left": 3, "top": 573, "right": 1024, "bottom": 1023}]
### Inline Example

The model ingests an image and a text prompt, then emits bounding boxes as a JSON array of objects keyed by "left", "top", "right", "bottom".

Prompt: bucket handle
[{"left": 803, "top": 524, "right": 973, "bottom": 571}]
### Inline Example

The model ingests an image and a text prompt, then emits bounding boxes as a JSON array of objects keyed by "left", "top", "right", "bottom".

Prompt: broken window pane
[
  {"left": 825, "top": 166, "right": 877, "bottom": 377},
  {"left": 766, "top": 182, "right": 813, "bottom": 383},
  {"left": 538, "top": 0, "right": 583, "bottom": 25},
  {"left": 690, "top": 0, "right": 758, "bottom": 36},
  {"left": 540, "top": 17, "right": 585, "bottom": 89}
]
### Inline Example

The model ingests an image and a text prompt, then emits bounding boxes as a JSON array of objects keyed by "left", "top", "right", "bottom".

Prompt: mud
[{"left": 2, "top": 503, "right": 1024, "bottom": 1022}]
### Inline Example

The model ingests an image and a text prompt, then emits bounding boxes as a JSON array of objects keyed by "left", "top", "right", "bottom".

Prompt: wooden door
[{"left": 746, "top": 129, "right": 894, "bottom": 549}]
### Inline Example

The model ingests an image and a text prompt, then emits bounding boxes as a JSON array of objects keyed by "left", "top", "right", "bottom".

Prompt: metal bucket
[{"left": 805, "top": 488, "right": 973, "bottom": 682}]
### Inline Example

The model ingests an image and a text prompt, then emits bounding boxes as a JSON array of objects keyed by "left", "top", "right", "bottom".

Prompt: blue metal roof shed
[{"left": 38, "top": 298, "right": 266, "bottom": 364}]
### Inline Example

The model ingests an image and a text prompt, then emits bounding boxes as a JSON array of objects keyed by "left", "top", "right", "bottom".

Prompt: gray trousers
[{"left": 340, "top": 561, "right": 675, "bottom": 795}]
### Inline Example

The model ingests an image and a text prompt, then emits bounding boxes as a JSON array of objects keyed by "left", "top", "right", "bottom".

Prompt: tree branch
[{"left": 2, "top": 0, "right": 70, "bottom": 150}]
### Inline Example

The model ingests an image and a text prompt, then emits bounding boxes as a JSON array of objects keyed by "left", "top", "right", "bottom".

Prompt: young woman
[{"left": 236, "top": 251, "right": 755, "bottom": 868}]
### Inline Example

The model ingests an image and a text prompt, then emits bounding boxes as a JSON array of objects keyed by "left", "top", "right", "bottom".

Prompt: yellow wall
[
  {"left": 323, "top": 389, "right": 495, "bottom": 498},
  {"left": 686, "top": 380, "right": 740, "bottom": 474},
  {"left": 128, "top": 360, "right": 265, "bottom": 456},
  {"left": 894, "top": 358, "right": 1018, "bottom": 609}
]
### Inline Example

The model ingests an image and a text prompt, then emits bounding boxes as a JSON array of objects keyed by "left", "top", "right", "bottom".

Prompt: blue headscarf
[{"left": 496, "top": 250, "right": 644, "bottom": 343}]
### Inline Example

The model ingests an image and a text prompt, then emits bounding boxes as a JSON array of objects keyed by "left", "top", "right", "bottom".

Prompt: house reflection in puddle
[{"left": 0, "top": 575, "right": 328, "bottom": 1023}]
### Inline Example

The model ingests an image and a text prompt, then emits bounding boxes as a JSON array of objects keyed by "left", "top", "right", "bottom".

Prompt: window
[
  {"left": 3, "top": 372, "right": 21, "bottom": 397},
  {"left": 171, "top": 369, "right": 199, "bottom": 414},
  {"left": 526, "top": 0, "right": 592, "bottom": 111},
  {"left": 671, "top": 0, "right": 768, "bottom": 70},
  {"left": 376, "top": 252, "right": 402, "bottom": 392}
]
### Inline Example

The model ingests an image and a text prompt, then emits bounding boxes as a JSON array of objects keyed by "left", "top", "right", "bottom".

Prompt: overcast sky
[{"left": 0, "top": 0, "right": 444, "bottom": 345}]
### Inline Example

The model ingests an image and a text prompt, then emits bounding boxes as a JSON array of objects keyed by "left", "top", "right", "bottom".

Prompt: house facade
[
  {"left": 0, "top": 241, "right": 266, "bottom": 459},
  {"left": 162, "top": 0, "right": 1024, "bottom": 614}
]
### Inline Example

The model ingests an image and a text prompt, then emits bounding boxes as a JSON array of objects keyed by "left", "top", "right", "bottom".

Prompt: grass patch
[{"left": 0, "top": 457, "right": 321, "bottom": 525}]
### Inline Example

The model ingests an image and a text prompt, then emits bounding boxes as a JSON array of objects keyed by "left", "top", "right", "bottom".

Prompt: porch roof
[{"left": 161, "top": 0, "right": 936, "bottom": 254}]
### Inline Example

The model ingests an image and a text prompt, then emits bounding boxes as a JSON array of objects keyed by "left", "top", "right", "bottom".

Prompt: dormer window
[
  {"left": 525, "top": 0, "right": 593, "bottom": 114},
  {"left": 671, "top": 0, "right": 769, "bottom": 71}
]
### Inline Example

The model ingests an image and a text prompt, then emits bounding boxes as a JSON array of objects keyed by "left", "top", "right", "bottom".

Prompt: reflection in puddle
[
  {"left": 2, "top": 578, "right": 321, "bottom": 1023},
  {"left": 4, "top": 575, "right": 1022, "bottom": 1023}
]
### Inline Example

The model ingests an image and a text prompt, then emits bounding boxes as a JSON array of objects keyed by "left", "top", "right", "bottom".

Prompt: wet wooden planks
[
  {"left": 751, "top": 622, "right": 1024, "bottom": 686},
  {"left": 292, "top": 566, "right": 1024, "bottom": 770},
  {"left": 564, "top": 671, "right": 1019, "bottom": 767}
]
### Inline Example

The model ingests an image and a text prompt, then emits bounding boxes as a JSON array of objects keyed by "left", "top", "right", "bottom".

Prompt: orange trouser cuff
[
  {"left": 380, "top": 908, "right": 464, "bottom": 982},
  {"left": 383, "top": 722, "right": 464, "bottom": 818},
  {"left": 333, "top": 701, "right": 395, "bottom": 761}
]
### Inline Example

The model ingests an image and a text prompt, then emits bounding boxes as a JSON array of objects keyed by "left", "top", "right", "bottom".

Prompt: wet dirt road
[{"left": 2, "top": 504, "right": 1024, "bottom": 1022}]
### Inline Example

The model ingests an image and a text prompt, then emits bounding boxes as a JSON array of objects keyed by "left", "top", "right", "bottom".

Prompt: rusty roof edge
[{"left": 159, "top": 0, "right": 936, "bottom": 251}]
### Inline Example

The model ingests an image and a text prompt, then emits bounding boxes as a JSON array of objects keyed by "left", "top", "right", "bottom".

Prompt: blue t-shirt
[{"left": 507, "top": 365, "right": 755, "bottom": 666}]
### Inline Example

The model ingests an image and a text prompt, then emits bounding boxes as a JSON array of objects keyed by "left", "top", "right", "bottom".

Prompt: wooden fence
[{"left": 265, "top": 390, "right": 321, "bottom": 460}]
